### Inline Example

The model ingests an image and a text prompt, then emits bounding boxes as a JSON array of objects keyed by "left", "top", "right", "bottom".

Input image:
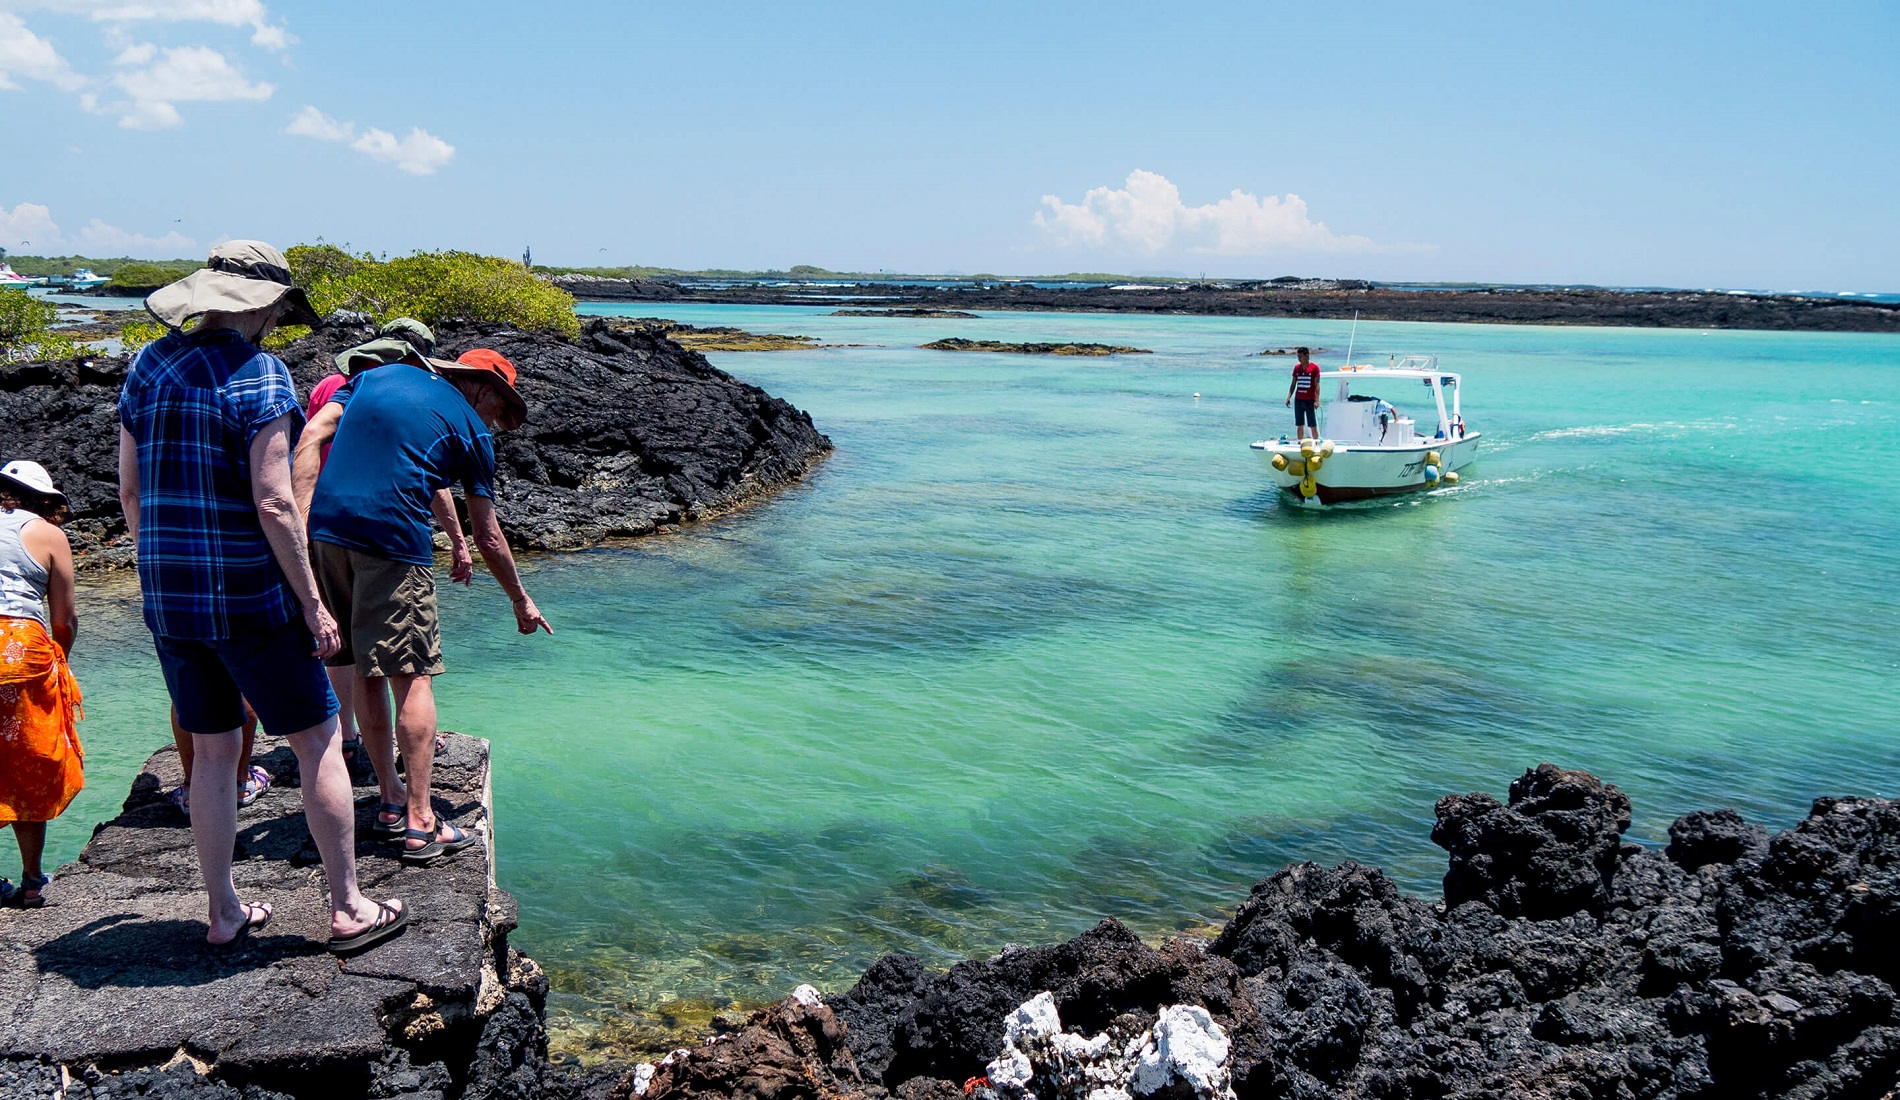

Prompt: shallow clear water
[{"left": 57, "top": 306, "right": 1900, "bottom": 1059}]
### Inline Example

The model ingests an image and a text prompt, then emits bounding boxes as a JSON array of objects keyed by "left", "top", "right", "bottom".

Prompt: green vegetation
[
  {"left": 285, "top": 244, "right": 579, "bottom": 340},
  {"left": 528, "top": 261, "right": 1182, "bottom": 285},
  {"left": 5, "top": 251, "right": 1190, "bottom": 289},
  {"left": 0, "top": 254, "right": 200, "bottom": 280},
  {"left": 0, "top": 287, "right": 55, "bottom": 342},
  {"left": 0, "top": 287, "right": 82, "bottom": 361},
  {"left": 110, "top": 261, "right": 202, "bottom": 288},
  {"left": 119, "top": 317, "right": 166, "bottom": 355}
]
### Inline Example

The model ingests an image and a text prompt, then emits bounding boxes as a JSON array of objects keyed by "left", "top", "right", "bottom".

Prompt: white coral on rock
[
  {"left": 1129, "top": 1006, "right": 1232, "bottom": 1098},
  {"left": 983, "top": 993, "right": 1234, "bottom": 1100}
]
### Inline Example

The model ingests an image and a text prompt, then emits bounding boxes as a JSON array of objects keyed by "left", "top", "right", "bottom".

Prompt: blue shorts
[
  {"left": 1294, "top": 399, "right": 1317, "bottom": 428},
  {"left": 156, "top": 615, "right": 339, "bottom": 736}
]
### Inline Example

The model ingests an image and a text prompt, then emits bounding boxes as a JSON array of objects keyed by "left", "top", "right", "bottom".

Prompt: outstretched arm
[
  {"left": 252, "top": 414, "right": 341, "bottom": 658},
  {"left": 466, "top": 495, "right": 551, "bottom": 635},
  {"left": 291, "top": 402, "right": 343, "bottom": 521}
]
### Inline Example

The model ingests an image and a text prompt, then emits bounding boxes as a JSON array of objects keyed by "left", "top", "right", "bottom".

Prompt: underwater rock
[
  {"left": 919, "top": 338, "right": 1149, "bottom": 356},
  {"left": 618, "top": 984, "right": 863, "bottom": 1100}
]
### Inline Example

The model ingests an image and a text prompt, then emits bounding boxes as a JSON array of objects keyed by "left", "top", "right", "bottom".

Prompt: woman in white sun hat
[{"left": 0, "top": 459, "right": 83, "bottom": 910}]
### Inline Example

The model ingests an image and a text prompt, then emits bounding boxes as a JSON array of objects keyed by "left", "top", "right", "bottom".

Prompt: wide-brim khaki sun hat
[
  {"left": 145, "top": 240, "right": 322, "bottom": 331},
  {"left": 0, "top": 459, "right": 68, "bottom": 512},
  {"left": 427, "top": 349, "right": 528, "bottom": 432}
]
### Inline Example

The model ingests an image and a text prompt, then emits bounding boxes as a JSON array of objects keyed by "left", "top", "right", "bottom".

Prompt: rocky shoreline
[
  {"left": 0, "top": 734, "right": 570, "bottom": 1100},
  {"left": 8, "top": 763, "right": 1897, "bottom": 1097},
  {"left": 602, "top": 317, "right": 826, "bottom": 352},
  {"left": 0, "top": 315, "right": 832, "bottom": 568},
  {"left": 555, "top": 276, "right": 1900, "bottom": 334},
  {"left": 611, "top": 765, "right": 1900, "bottom": 1100}
]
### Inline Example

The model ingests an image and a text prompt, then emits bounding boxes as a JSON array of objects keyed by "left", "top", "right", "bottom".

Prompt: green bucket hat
[{"left": 334, "top": 317, "right": 437, "bottom": 375}]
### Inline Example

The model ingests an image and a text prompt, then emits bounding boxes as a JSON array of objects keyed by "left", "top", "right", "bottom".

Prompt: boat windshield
[{"left": 1319, "top": 363, "right": 1462, "bottom": 443}]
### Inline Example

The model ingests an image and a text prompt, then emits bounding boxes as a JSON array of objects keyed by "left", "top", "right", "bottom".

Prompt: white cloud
[
  {"left": 106, "top": 42, "right": 271, "bottom": 129},
  {"left": 0, "top": 200, "right": 196, "bottom": 256},
  {"left": 286, "top": 104, "right": 352, "bottom": 142},
  {"left": 0, "top": 201, "right": 64, "bottom": 249},
  {"left": 72, "top": 216, "right": 194, "bottom": 253},
  {"left": 351, "top": 127, "right": 455, "bottom": 175},
  {"left": 5, "top": 0, "right": 294, "bottom": 50},
  {"left": 0, "top": 12, "right": 86, "bottom": 91},
  {"left": 288, "top": 105, "right": 456, "bottom": 175},
  {"left": 1035, "top": 170, "right": 1375, "bottom": 256}
]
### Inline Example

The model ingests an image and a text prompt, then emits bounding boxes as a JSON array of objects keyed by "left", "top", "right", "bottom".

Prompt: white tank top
[{"left": 0, "top": 507, "right": 50, "bottom": 627}]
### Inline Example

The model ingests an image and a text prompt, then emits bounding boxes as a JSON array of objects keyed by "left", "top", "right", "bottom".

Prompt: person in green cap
[{"left": 303, "top": 319, "right": 473, "bottom": 814}]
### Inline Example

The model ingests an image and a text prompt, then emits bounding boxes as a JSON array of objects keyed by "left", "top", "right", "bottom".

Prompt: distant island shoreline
[{"left": 554, "top": 275, "right": 1900, "bottom": 334}]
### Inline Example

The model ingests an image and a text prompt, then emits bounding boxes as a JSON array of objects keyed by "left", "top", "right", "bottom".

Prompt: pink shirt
[{"left": 306, "top": 373, "right": 349, "bottom": 465}]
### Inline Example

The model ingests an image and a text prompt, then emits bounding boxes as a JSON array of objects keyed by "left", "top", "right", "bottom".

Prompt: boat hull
[{"left": 1251, "top": 433, "right": 1481, "bottom": 506}]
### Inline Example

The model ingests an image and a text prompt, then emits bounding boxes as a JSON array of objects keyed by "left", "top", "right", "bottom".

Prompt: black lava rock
[
  {"left": 797, "top": 765, "right": 1900, "bottom": 1100},
  {"left": 1432, "top": 763, "right": 1633, "bottom": 920},
  {"left": 1, "top": 317, "right": 830, "bottom": 566},
  {"left": 1668, "top": 808, "right": 1770, "bottom": 871}
]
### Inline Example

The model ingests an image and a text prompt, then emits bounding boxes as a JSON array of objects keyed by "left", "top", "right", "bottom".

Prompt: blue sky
[{"left": 2, "top": 1, "right": 1896, "bottom": 288}]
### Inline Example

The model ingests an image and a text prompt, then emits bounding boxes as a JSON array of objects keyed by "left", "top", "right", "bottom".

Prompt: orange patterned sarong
[{"left": 0, "top": 615, "right": 84, "bottom": 825}]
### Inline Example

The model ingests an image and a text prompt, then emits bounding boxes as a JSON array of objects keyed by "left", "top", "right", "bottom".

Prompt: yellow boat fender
[
  {"left": 1443, "top": 471, "right": 1460, "bottom": 485},
  {"left": 1285, "top": 460, "right": 1307, "bottom": 477},
  {"left": 1271, "top": 453, "right": 1289, "bottom": 471},
  {"left": 1299, "top": 475, "right": 1318, "bottom": 499}
]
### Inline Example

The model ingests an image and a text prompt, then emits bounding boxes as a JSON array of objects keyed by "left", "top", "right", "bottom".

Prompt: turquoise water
[{"left": 56, "top": 306, "right": 1900, "bottom": 1058}]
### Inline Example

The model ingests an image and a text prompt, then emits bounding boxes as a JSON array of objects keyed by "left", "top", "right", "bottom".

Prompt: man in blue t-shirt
[{"left": 293, "top": 348, "right": 551, "bottom": 867}]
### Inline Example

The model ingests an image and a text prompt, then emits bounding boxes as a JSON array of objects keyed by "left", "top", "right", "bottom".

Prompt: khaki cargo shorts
[{"left": 311, "top": 541, "right": 446, "bottom": 678}]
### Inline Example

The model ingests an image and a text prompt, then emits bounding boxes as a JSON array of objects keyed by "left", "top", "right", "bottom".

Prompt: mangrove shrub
[
  {"left": 110, "top": 261, "right": 202, "bottom": 288},
  {"left": 0, "top": 288, "right": 80, "bottom": 362},
  {"left": 119, "top": 317, "right": 166, "bottom": 355},
  {"left": 285, "top": 245, "right": 579, "bottom": 340}
]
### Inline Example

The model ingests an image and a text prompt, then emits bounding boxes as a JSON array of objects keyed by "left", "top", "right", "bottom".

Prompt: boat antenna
[{"left": 1343, "top": 310, "right": 1359, "bottom": 365}]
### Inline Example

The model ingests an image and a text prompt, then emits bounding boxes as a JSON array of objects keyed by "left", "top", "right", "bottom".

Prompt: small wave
[
  {"left": 1528, "top": 424, "right": 1645, "bottom": 441},
  {"left": 1526, "top": 419, "right": 1743, "bottom": 443}
]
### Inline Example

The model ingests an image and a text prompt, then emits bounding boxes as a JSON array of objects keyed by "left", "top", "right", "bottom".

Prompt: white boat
[
  {"left": 1251, "top": 356, "right": 1481, "bottom": 505},
  {"left": 0, "top": 263, "right": 46, "bottom": 288},
  {"left": 67, "top": 268, "right": 109, "bottom": 290}
]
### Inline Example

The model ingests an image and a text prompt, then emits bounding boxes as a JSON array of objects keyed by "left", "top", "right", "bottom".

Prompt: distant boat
[
  {"left": 0, "top": 263, "right": 46, "bottom": 288},
  {"left": 1251, "top": 356, "right": 1481, "bottom": 506},
  {"left": 67, "top": 268, "right": 109, "bottom": 290}
]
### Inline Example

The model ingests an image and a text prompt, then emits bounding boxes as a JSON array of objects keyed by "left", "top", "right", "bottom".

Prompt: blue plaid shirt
[{"left": 119, "top": 329, "right": 305, "bottom": 640}]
